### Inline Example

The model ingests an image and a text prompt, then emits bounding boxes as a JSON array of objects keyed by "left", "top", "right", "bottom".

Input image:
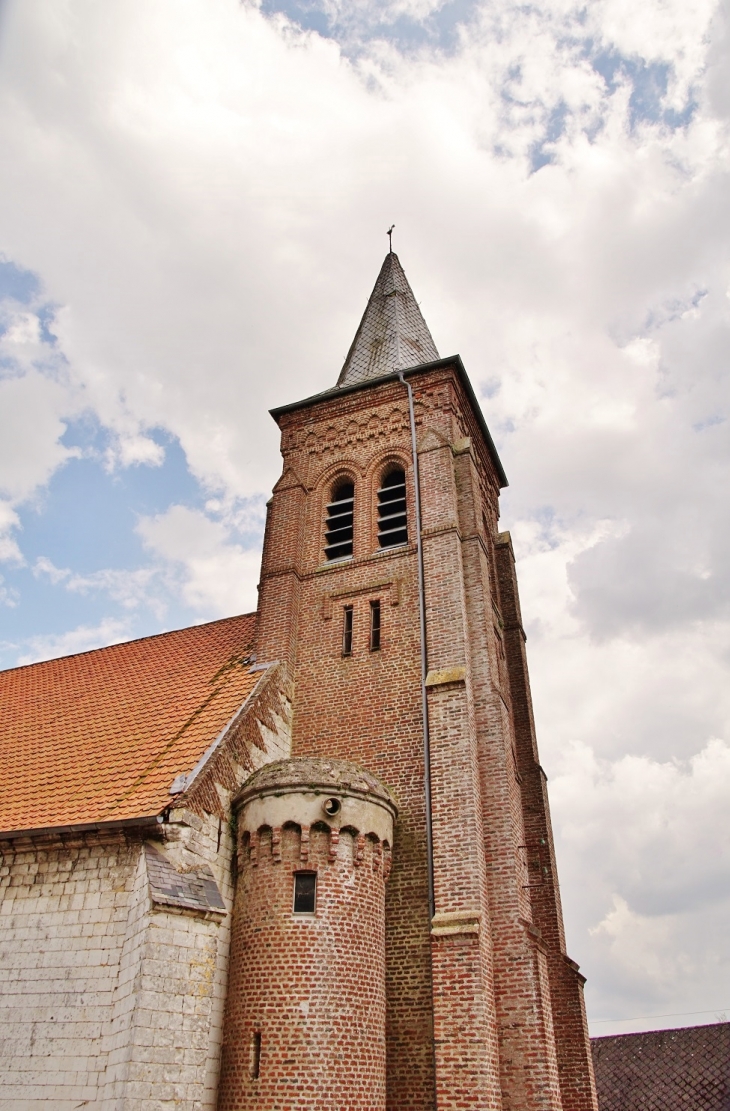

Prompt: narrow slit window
[
  {"left": 325, "top": 481, "right": 354, "bottom": 560},
  {"left": 342, "top": 605, "right": 353, "bottom": 656},
  {"left": 370, "top": 600, "right": 381, "bottom": 651},
  {"left": 250, "top": 1031, "right": 262, "bottom": 1079},
  {"left": 293, "top": 872, "right": 317, "bottom": 914},
  {"left": 377, "top": 468, "right": 408, "bottom": 549}
]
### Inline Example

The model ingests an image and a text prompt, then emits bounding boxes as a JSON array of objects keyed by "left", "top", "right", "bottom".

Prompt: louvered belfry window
[
  {"left": 377, "top": 468, "right": 408, "bottom": 548},
  {"left": 325, "top": 480, "right": 354, "bottom": 560}
]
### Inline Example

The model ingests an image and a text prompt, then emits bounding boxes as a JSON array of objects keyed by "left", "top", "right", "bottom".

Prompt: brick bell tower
[{"left": 220, "top": 250, "right": 598, "bottom": 1111}]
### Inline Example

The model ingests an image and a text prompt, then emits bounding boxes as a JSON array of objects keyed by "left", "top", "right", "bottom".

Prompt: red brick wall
[
  {"left": 218, "top": 822, "right": 390, "bottom": 1110},
  {"left": 245, "top": 363, "right": 598, "bottom": 1111},
  {"left": 276, "top": 383, "right": 437, "bottom": 1109}
]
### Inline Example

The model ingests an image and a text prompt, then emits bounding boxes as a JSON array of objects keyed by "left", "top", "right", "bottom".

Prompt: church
[{"left": 0, "top": 251, "right": 599, "bottom": 1110}]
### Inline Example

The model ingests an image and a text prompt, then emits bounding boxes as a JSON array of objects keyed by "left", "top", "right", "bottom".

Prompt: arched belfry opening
[
  {"left": 325, "top": 478, "right": 354, "bottom": 560},
  {"left": 377, "top": 466, "right": 408, "bottom": 549}
]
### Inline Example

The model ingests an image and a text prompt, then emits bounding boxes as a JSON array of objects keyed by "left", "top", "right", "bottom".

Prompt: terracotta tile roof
[
  {"left": 591, "top": 1022, "right": 730, "bottom": 1110},
  {"left": 0, "top": 614, "right": 259, "bottom": 835}
]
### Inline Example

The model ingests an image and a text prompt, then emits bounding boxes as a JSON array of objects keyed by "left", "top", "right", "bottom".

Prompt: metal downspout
[
  {"left": 398, "top": 371, "right": 435, "bottom": 920},
  {"left": 399, "top": 369, "right": 439, "bottom": 1109}
]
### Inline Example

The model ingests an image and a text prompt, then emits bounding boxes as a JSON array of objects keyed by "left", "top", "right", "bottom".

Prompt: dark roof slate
[
  {"left": 145, "top": 842, "right": 226, "bottom": 915},
  {"left": 337, "top": 252, "right": 439, "bottom": 387},
  {"left": 591, "top": 1022, "right": 730, "bottom": 1110}
]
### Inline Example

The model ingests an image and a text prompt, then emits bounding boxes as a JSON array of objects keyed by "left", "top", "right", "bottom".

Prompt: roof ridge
[
  {"left": 1, "top": 611, "right": 258, "bottom": 676},
  {"left": 592, "top": 1020, "right": 730, "bottom": 1042}
]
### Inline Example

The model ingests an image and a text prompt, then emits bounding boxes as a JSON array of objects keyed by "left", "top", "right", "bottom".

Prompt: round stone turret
[{"left": 217, "top": 758, "right": 397, "bottom": 1111}]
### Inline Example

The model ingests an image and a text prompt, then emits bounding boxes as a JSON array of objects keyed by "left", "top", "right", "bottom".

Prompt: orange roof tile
[{"left": 0, "top": 613, "right": 259, "bottom": 834}]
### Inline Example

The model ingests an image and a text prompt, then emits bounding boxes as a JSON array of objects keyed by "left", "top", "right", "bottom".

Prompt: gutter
[
  {"left": 269, "top": 355, "right": 508, "bottom": 489},
  {"left": 0, "top": 814, "right": 160, "bottom": 842}
]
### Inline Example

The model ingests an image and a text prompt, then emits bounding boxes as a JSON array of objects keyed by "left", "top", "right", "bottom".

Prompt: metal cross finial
[{"left": 387, "top": 225, "right": 395, "bottom": 253}]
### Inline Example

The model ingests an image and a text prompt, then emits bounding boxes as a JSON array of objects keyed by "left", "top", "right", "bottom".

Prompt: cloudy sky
[{"left": 1, "top": 0, "right": 729, "bottom": 1038}]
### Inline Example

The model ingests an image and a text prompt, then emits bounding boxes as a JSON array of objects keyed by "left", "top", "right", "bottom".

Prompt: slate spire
[{"left": 337, "top": 252, "right": 439, "bottom": 387}]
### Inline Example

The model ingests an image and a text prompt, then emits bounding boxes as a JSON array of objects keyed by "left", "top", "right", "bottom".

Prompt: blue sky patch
[
  {"left": 261, "top": 0, "right": 479, "bottom": 53},
  {"left": 530, "top": 101, "right": 569, "bottom": 172},
  {"left": 0, "top": 258, "right": 41, "bottom": 305},
  {"left": 0, "top": 421, "right": 217, "bottom": 668},
  {"left": 591, "top": 47, "right": 696, "bottom": 130}
]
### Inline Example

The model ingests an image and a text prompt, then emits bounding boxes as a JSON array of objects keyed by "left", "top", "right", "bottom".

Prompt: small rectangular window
[
  {"left": 342, "top": 605, "right": 353, "bottom": 656},
  {"left": 370, "top": 600, "right": 381, "bottom": 651},
  {"left": 250, "top": 1030, "right": 261, "bottom": 1079},
  {"left": 293, "top": 872, "right": 317, "bottom": 914}
]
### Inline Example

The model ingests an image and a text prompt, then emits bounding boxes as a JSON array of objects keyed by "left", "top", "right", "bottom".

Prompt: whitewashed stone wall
[
  {"left": 99, "top": 819, "right": 232, "bottom": 1111},
  {"left": 0, "top": 831, "right": 141, "bottom": 1110},
  {"left": 0, "top": 663, "right": 293, "bottom": 1111}
]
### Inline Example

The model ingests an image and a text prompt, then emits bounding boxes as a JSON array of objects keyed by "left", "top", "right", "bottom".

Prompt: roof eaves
[
  {"left": 270, "top": 356, "right": 508, "bottom": 488},
  {"left": 0, "top": 813, "right": 161, "bottom": 842}
]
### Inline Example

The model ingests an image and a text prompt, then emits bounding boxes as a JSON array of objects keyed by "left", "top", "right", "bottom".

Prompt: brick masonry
[
  {"left": 250, "top": 362, "right": 598, "bottom": 1110},
  {"left": 218, "top": 758, "right": 396, "bottom": 1110}
]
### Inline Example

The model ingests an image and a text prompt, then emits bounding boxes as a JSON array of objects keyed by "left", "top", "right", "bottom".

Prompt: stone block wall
[
  {"left": 0, "top": 831, "right": 140, "bottom": 1110},
  {"left": 0, "top": 828, "right": 231, "bottom": 1111}
]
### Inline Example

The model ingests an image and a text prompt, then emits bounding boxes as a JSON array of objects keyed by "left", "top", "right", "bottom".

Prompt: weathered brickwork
[
  {"left": 495, "top": 533, "right": 598, "bottom": 1111},
  {"left": 259, "top": 377, "right": 441, "bottom": 1108},
  {"left": 252, "top": 362, "right": 597, "bottom": 1110},
  {"left": 218, "top": 759, "right": 395, "bottom": 1110}
]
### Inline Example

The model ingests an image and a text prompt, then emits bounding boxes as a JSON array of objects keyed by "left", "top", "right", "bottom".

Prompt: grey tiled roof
[
  {"left": 337, "top": 252, "right": 439, "bottom": 387},
  {"left": 144, "top": 842, "right": 226, "bottom": 915},
  {"left": 591, "top": 1023, "right": 730, "bottom": 1110}
]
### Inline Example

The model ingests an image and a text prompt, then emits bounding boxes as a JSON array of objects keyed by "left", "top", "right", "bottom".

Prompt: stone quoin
[{"left": 0, "top": 250, "right": 598, "bottom": 1111}]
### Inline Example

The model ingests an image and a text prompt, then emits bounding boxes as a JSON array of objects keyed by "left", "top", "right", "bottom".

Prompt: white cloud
[
  {"left": 137, "top": 504, "right": 260, "bottom": 615},
  {"left": 0, "top": 0, "right": 728, "bottom": 1033},
  {"left": 16, "top": 618, "right": 132, "bottom": 666},
  {"left": 550, "top": 739, "right": 730, "bottom": 1032},
  {"left": 0, "top": 356, "right": 80, "bottom": 505},
  {"left": 32, "top": 555, "right": 68, "bottom": 584},
  {"left": 33, "top": 555, "right": 164, "bottom": 614},
  {"left": 0, "top": 503, "right": 24, "bottom": 565},
  {"left": 0, "top": 575, "right": 19, "bottom": 608},
  {"left": 105, "top": 433, "right": 165, "bottom": 470}
]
